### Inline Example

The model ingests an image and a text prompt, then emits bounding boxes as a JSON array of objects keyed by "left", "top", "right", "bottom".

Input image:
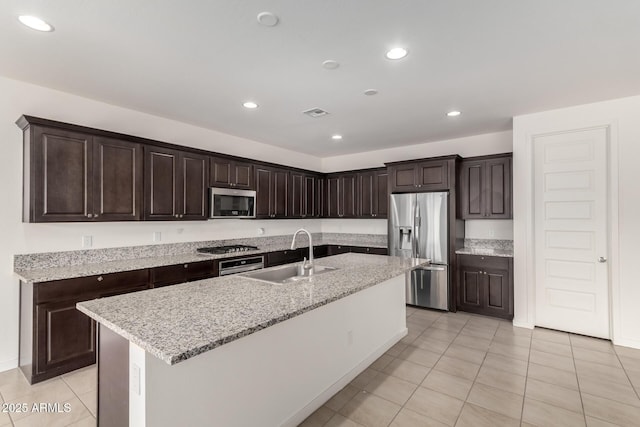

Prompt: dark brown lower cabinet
[
  {"left": 21, "top": 269, "right": 151, "bottom": 384},
  {"left": 456, "top": 254, "right": 513, "bottom": 320},
  {"left": 327, "top": 245, "right": 388, "bottom": 256},
  {"left": 266, "top": 249, "right": 304, "bottom": 267}
]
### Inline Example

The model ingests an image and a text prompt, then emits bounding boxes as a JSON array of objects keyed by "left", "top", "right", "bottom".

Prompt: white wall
[
  {"left": 513, "top": 95, "right": 640, "bottom": 348},
  {"left": 465, "top": 220, "right": 514, "bottom": 240},
  {"left": 0, "top": 76, "right": 324, "bottom": 371},
  {"left": 321, "top": 131, "right": 513, "bottom": 172}
]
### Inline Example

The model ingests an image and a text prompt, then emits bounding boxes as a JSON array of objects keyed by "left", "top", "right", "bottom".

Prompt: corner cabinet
[
  {"left": 144, "top": 147, "right": 209, "bottom": 220},
  {"left": 18, "top": 120, "right": 143, "bottom": 222},
  {"left": 456, "top": 255, "right": 513, "bottom": 319},
  {"left": 459, "top": 154, "right": 512, "bottom": 219}
]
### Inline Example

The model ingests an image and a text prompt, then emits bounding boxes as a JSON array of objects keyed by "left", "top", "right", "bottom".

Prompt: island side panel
[
  {"left": 136, "top": 274, "right": 406, "bottom": 427},
  {"left": 98, "top": 325, "right": 129, "bottom": 427}
]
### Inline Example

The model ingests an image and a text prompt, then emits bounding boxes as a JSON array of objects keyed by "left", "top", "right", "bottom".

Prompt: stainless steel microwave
[{"left": 209, "top": 187, "right": 256, "bottom": 219}]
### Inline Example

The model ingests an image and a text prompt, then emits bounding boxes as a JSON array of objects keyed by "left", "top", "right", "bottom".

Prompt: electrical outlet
[
  {"left": 82, "top": 236, "right": 93, "bottom": 248},
  {"left": 153, "top": 231, "right": 161, "bottom": 242}
]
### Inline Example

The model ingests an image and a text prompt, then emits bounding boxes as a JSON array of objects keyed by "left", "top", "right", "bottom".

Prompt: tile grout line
[
  {"left": 613, "top": 346, "right": 640, "bottom": 402},
  {"left": 451, "top": 317, "right": 500, "bottom": 426},
  {"left": 384, "top": 311, "right": 447, "bottom": 427},
  {"left": 59, "top": 369, "right": 95, "bottom": 420}
]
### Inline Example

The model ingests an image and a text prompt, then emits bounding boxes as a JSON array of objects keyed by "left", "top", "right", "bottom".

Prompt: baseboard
[
  {"left": 282, "top": 327, "right": 408, "bottom": 427},
  {"left": 512, "top": 320, "right": 534, "bottom": 329},
  {"left": 0, "top": 358, "right": 18, "bottom": 373},
  {"left": 612, "top": 337, "right": 640, "bottom": 350}
]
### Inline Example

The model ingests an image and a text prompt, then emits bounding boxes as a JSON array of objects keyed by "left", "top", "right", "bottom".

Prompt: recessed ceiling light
[
  {"left": 447, "top": 111, "right": 461, "bottom": 117},
  {"left": 322, "top": 60, "right": 340, "bottom": 70},
  {"left": 364, "top": 89, "right": 378, "bottom": 96},
  {"left": 18, "top": 15, "right": 54, "bottom": 32},
  {"left": 331, "top": 134, "right": 343, "bottom": 141},
  {"left": 243, "top": 101, "right": 259, "bottom": 109},
  {"left": 257, "top": 12, "right": 279, "bottom": 27},
  {"left": 385, "top": 47, "right": 408, "bottom": 60}
]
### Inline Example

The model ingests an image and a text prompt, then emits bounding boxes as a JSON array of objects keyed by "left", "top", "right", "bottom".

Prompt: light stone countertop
[
  {"left": 14, "top": 237, "right": 387, "bottom": 283},
  {"left": 455, "top": 247, "right": 514, "bottom": 257},
  {"left": 77, "top": 253, "right": 427, "bottom": 365}
]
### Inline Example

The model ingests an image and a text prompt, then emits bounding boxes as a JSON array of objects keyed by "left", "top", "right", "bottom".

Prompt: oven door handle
[{"left": 220, "top": 263, "right": 264, "bottom": 276}]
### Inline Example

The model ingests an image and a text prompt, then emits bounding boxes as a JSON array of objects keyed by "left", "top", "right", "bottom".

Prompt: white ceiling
[{"left": 2, "top": 1, "right": 640, "bottom": 157}]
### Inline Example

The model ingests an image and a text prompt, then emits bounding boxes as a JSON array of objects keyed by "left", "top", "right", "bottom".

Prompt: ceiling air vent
[{"left": 303, "top": 108, "right": 330, "bottom": 118}]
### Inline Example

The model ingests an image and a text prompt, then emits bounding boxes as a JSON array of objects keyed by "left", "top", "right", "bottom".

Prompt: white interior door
[{"left": 534, "top": 127, "right": 610, "bottom": 338}]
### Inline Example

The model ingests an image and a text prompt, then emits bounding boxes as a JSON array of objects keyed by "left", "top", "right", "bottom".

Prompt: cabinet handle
[
  {"left": 94, "top": 213, "right": 99, "bottom": 218},
  {"left": 483, "top": 271, "right": 487, "bottom": 275},
  {"left": 97, "top": 276, "right": 103, "bottom": 282},
  {"left": 86, "top": 214, "right": 93, "bottom": 218},
  {"left": 180, "top": 214, "right": 184, "bottom": 218},
  {"left": 184, "top": 264, "right": 188, "bottom": 268},
  {"left": 175, "top": 214, "right": 179, "bottom": 218}
]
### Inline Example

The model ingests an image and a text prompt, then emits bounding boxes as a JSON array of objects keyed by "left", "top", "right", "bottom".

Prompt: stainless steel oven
[
  {"left": 219, "top": 256, "right": 264, "bottom": 276},
  {"left": 209, "top": 187, "right": 256, "bottom": 219}
]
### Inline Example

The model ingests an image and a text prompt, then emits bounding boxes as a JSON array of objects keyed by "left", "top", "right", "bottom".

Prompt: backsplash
[
  {"left": 463, "top": 239, "right": 513, "bottom": 250},
  {"left": 14, "top": 233, "right": 387, "bottom": 271}
]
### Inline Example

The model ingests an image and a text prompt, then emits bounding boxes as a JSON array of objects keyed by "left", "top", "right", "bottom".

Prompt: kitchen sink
[{"left": 240, "top": 264, "right": 339, "bottom": 284}]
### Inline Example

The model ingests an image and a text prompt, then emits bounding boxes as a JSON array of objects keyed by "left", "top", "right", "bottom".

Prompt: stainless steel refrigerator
[{"left": 389, "top": 192, "right": 449, "bottom": 310}]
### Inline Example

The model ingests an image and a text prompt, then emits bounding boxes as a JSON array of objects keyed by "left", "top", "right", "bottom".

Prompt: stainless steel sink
[{"left": 240, "top": 264, "right": 339, "bottom": 284}]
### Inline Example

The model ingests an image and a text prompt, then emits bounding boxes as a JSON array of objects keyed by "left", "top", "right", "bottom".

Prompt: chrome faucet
[{"left": 291, "top": 228, "right": 314, "bottom": 275}]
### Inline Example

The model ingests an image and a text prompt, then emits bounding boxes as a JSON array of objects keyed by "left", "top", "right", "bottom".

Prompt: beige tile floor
[
  {"left": 301, "top": 309, "right": 640, "bottom": 427},
  {"left": 1, "top": 309, "right": 640, "bottom": 426},
  {"left": 0, "top": 364, "right": 96, "bottom": 427}
]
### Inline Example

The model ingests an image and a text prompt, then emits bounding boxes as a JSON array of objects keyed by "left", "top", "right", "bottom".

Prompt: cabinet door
[
  {"left": 290, "top": 172, "right": 304, "bottom": 218},
  {"left": 389, "top": 164, "right": 417, "bottom": 192},
  {"left": 254, "top": 167, "right": 273, "bottom": 218},
  {"left": 233, "top": 161, "right": 253, "bottom": 189},
  {"left": 316, "top": 177, "right": 326, "bottom": 218},
  {"left": 303, "top": 175, "right": 316, "bottom": 218},
  {"left": 151, "top": 264, "right": 187, "bottom": 288},
  {"left": 210, "top": 157, "right": 233, "bottom": 188},
  {"left": 485, "top": 157, "right": 512, "bottom": 219},
  {"left": 35, "top": 300, "right": 96, "bottom": 376},
  {"left": 416, "top": 160, "right": 448, "bottom": 190},
  {"left": 340, "top": 174, "right": 357, "bottom": 217},
  {"left": 180, "top": 152, "right": 209, "bottom": 220},
  {"left": 327, "top": 245, "right": 351, "bottom": 255},
  {"left": 273, "top": 169, "right": 289, "bottom": 217},
  {"left": 457, "top": 266, "right": 483, "bottom": 311},
  {"left": 374, "top": 170, "right": 389, "bottom": 218},
  {"left": 358, "top": 172, "right": 374, "bottom": 217},
  {"left": 186, "top": 260, "right": 218, "bottom": 281},
  {"left": 144, "top": 147, "right": 179, "bottom": 220},
  {"left": 483, "top": 267, "right": 512, "bottom": 318},
  {"left": 460, "top": 160, "right": 485, "bottom": 219},
  {"left": 326, "top": 176, "right": 340, "bottom": 218},
  {"left": 93, "top": 137, "right": 142, "bottom": 221},
  {"left": 32, "top": 127, "right": 93, "bottom": 222}
]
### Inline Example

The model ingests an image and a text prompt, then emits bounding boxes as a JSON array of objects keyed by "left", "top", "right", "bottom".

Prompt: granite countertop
[
  {"left": 14, "top": 237, "right": 387, "bottom": 283},
  {"left": 455, "top": 247, "right": 514, "bottom": 257},
  {"left": 77, "top": 253, "right": 427, "bottom": 365}
]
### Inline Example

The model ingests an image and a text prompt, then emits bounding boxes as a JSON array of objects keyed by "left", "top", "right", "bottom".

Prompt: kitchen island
[{"left": 77, "top": 253, "right": 428, "bottom": 427}]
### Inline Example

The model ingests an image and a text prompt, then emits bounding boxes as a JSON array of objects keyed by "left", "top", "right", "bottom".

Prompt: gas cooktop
[{"left": 197, "top": 245, "right": 259, "bottom": 255}]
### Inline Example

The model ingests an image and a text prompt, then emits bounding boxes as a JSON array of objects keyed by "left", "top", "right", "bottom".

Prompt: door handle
[{"left": 598, "top": 257, "right": 607, "bottom": 263}]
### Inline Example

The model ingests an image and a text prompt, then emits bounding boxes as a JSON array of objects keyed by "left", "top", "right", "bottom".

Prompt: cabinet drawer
[
  {"left": 457, "top": 254, "right": 509, "bottom": 270},
  {"left": 186, "top": 260, "right": 216, "bottom": 281},
  {"left": 36, "top": 269, "right": 150, "bottom": 304},
  {"left": 151, "top": 264, "right": 186, "bottom": 288},
  {"left": 266, "top": 249, "right": 304, "bottom": 267}
]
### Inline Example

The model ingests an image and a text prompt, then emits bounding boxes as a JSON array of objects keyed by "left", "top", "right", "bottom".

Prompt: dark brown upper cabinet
[
  {"left": 358, "top": 169, "right": 388, "bottom": 218},
  {"left": 19, "top": 121, "right": 143, "bottom": 223},
  {"left": 388, "top": 159, "right": 449, "bottom": 193},
  {"left": 290, "top": 172, "right": 317, "bottom": 218},
  {"left": 209, "top": 156, "right": 253, "bottom": 190},
  {"left": 144, "top": 147, "right": 208, "bottom": 221},
  {"left": 255, "top": 166, "right": 289, "bottom": 218},
  {"left": 459, "top": 154, "right": 512, "bottom": 219},
  {"left": 326, "top": 173, "right": 358, "bottom": 218}
]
